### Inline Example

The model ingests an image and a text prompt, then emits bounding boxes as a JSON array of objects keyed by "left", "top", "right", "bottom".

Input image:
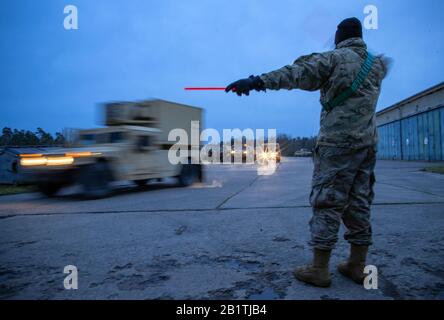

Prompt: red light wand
[{"left": 184, "top": 87, "right": 235, "bottom": 91}]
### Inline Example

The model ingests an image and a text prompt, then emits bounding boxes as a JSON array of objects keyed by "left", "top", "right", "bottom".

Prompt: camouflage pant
[{"left": 309, "top": 146, "right": 376, "bottom": 250}]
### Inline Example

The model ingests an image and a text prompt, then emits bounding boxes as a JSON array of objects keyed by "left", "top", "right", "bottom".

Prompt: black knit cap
[{"left": 335, "top": 17, "right": 362, "bottom": 45}]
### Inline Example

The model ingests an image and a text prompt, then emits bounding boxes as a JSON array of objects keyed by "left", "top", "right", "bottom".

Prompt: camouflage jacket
[{"left": 260, "top": 37, "right": 387, "bottom": 149}]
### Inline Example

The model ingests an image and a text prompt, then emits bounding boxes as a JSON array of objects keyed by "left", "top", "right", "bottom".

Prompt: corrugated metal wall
[
  {"left": 377, "top": 106, "right": 443, "bottom": 161},
  {"left": 377, "top": 121, "right": 401, "bottom": 160}
]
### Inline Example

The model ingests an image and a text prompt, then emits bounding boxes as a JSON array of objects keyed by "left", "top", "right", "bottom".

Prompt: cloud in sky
[{"left": 1, "top": 0, "right": 443, "bottom": 136}]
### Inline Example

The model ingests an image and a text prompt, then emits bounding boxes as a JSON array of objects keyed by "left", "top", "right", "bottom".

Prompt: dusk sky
[{"left": 1, "top": 0, "right": 443, "bottom": 137}]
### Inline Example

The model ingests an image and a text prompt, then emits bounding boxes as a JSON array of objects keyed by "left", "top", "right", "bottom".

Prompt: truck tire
[
  {"left": 37, "top": 182, "right": 61, "bottom": 197},
  {"left": 78, "top": 162, "right": 113, "bottom": 199},
  {"left": 178, "top": 164, "right": 199, "bottom": 187}
]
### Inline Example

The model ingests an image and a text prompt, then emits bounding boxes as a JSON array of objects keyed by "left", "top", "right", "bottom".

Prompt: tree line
[{"left": 0, "top": 127, "right": 67, "bottom": 146}]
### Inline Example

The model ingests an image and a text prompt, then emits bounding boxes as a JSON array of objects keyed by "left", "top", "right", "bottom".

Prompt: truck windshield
[
  {"left": 79, "top": 132, "right": 125, "bottom": 145},
  {"left": 79, "top": 134, "right": 95, "bottom": 145}
]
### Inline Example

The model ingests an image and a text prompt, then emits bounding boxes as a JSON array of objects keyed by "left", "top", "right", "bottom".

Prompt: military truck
[
  {"left": 19, "top": 99, "right": 203, "bottom": 199},
  {"left": 294, "top": 148, "right": 312, "bottom": 157}
]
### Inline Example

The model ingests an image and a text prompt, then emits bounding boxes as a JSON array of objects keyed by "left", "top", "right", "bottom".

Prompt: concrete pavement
[{"left": 0, "top": 158, "right": 443, "bottom": 299}]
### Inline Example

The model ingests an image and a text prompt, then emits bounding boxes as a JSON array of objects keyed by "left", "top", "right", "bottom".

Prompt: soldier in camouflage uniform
[{"left": 226, "top": 18, "right": 388, "bottom": 287}]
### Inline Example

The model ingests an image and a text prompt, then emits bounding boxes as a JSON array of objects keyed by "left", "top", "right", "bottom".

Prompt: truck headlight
[
  {"left": 20, "top": 155, "right": 74, "bottom": 167},
  {"left": 64, "top": 151, "right": 101, "bottom": 157},
  {"left": 46, "top": 156, "right": 74, "bottom": 166},
  {"left": 258, "top": 152, "right": 268, "bottom": 160},
  {"left": 258, "top": 152, "right": 277, "bottom": 160},
  {"left": 19, "top": 151, "right": 101, "bottom": 167},
  {"left": 20, "top": 157, "right": 48, "bottom": 166}
]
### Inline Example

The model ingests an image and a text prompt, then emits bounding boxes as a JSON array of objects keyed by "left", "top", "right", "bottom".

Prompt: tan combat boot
[
  {"left": 337, "top": 244, "right": 368, "bottom": 284},
  {"left": 293, "top": 249, "right": 332, "bottom": 287}
]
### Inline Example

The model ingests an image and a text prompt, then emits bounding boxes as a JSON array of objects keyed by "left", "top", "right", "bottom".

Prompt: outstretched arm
[
  {"left": 260, "top": 52, "right": 335, "bottom": 91},
  {"left": 226, "top": 52, "right": 335, "bottom": 96}
]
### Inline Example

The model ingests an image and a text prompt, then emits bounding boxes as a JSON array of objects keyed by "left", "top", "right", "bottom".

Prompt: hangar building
[{"left": 376, "top": 82, "right": 444, "bottom": 161}]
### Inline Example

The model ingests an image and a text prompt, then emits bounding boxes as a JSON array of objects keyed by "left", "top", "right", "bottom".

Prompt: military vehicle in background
[
  {"left": 220, "top": 142, "right": 255, "bottom": 163},
  {"left": 19, "top": 99, "right": 203, "bottom": 199},
  {"left": 294, "top": 148, "right": 313, "bottom": 157},
  {"left": 218, "top": 141, "right": 281, "bottom": 164}
]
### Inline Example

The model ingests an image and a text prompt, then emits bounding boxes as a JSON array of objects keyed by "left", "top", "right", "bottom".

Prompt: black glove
[{"left": 225, "top": 75, "right": 265, "bottom": 96}]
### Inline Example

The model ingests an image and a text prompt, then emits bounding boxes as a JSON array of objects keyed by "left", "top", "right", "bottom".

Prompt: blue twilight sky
[{"left": 1, "top": 0, "right": 443, "bottom": 137}]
